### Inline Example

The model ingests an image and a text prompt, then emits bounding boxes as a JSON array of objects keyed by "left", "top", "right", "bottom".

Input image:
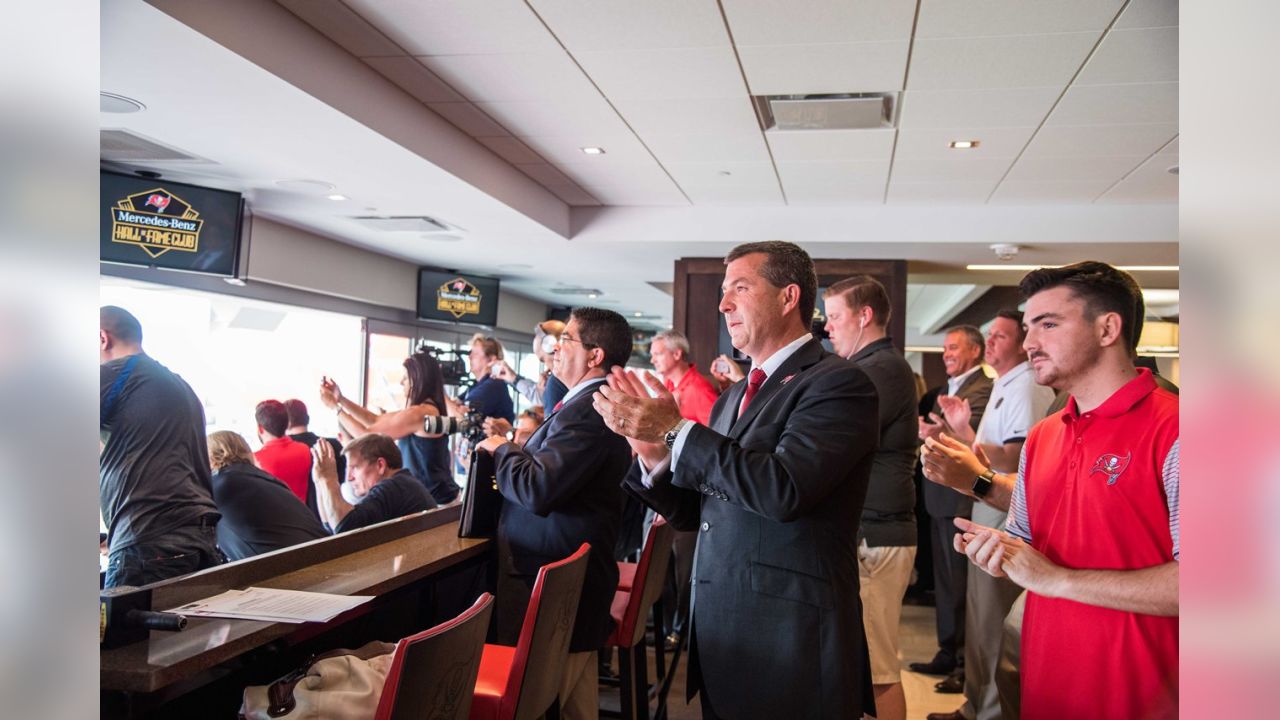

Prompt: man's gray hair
[
  {"left": 651, "top": 329, "right": 691, "bottom": 359},
  {"left": 943, "top": 324, "right": 985, "bottom": 350}
]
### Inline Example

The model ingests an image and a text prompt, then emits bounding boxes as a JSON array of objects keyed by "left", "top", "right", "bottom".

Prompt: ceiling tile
[
  {"left": 516, "top": 134, "right": 656, "bottom": 166},
  {"left": 894, "top": 126, "right": 1037, "bottom": 158},
  {"left": 574, "top": 46, "right": 746, "bottom": 100},
  {"left": 277, "top": 0, "right": 407, "bottom": 57},
  {"left": 722, "top": 0, "right": 917, "bottom": 45},
  {"left": 899, "top": 87, "right": 1061, "bottom": 128},
  {"left": 556, "top": 160, "right": 674, "bottom": 190},
  {"left": 476, "top": 97, "right": 631, "bottom": 138},
  {"left": 915, "top": 0, "right": 1124, "bottom": 38},
  {"left": 1075, "top": 27, "right": 1177, "bottom": 85},
  {"left": 1022, "top": 123, "right": 1177, "bottom": 158},
  {"left": 474, "top": 136, "right": 545, "bottom": 165},
  {"left": 528, "top": 0, "right": 730, "bottom": 51},
  {"left": 613, "top": 96, "right": 760, "bottom": 136},
  {"left": 664, "top": 161, "right": 779, "bottom": 190},
  {"left": 342, "top": 0, "right": 559, "bottom": 55},
  {"left": 1114, "top": 0, "right": 1179, "bottom": 29},
  {"left": 1005, "top": 154, "right": 1148, "bottom": 182},
  {"left": 776, "top": 160, "right": 890, "bottom": 189},
  {"left": 1096, "top": 153, "right": 1178, "bottom": 202},
  {"left": 427, "top": 102, "right": 509, "bottom": 137},
  {"left": 990, "top": 179, "right": 1116, "bottom": 203},
  {"left": 767, "top": 128, "right": 896, "bottom": 163},
  {"left": 891, "top": 155, "right": 1017, "bottom": 182},
  {"left": 1159, "top": 136, "right": 1178, "bottom": 156},
  {"left": 683, "top": 184, "right": 785, "bottom": 205},
  {"left": 907, "top": 32, "right": 1100, "bottom": 90},
  {"left": 421, "top": 52, "right": 598, "bottom": 103},
  {"left": 887, "top": 180, "right": 1001, "bottom": 204},
  {"left": 362, "top": 57, "right": 463, "bottom": 104},
  {"left": 643, "top": 132, "right": 772, "bottom": 164},
  {"left": 1046, "top": 82, "right": 1178, "bottom": 125},
  {"left": 578, "top": 181, "right": 689, "bottom": 206},
  {"left": 738, "top": 42, "right": 910, "bottom": 95},
  {"left": 784, "top": 181, "right": 887, "bottom": 204}
]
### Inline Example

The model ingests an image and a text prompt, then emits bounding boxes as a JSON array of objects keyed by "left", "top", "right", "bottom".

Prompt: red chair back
[
  {"left": 374, "top": 592, "right": 495, "bottom": 720},
  {"left": 503, "top": 543, "right": 590, "bottom": 720},
  {"left": 616, "top": 517, "right": 675, "bottom": 648}
]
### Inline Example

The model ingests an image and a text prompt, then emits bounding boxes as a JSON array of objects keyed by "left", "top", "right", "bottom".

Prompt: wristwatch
[
  {"left": 664, "top": 419, "right": 690, "bottom": 449},
  {"left": 972, "top": 468, "right": 996, "bottom": 498}
]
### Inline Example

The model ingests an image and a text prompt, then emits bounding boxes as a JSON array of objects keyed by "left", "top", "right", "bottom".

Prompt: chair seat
[
  {"left": 605, "top": 588, "right": 634, "bottom": 648},
  {"left": 617, "top": 561, "right": 637, "bottom": 591},
  {"left": 469, "top": 644, "right": 517, "bottom": 720}
]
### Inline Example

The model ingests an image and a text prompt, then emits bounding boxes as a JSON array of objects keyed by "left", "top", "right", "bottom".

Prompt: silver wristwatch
[{"left": 664, "top": 419, "right": 690, "bottom": 449}]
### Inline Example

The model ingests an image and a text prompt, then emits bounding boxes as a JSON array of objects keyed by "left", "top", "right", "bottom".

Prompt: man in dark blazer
[
  {"left": 593, "top": 242, "right": 880, "bottom": 719},
  {"left": 476, "top": 307, "right": 633, "bottom": 720},
  {"left": 912, "top": 325, "right": 993, "bottom": 681}
]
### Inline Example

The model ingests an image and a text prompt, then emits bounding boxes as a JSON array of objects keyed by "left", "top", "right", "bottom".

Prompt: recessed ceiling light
[
  {"left": 580, "top": 147, "right": 606, "bottom": 155},
  {"left": 633, "top": 312, "right": 643, "bottom": 318},
  {"left": 966, "top": 264, "right": 1179, "bottom": 272},
  {"left": 275, "top": 179, "right": 336, "bottom": 192},
  {"left": 327, "top": 194, "right": 348, "bottom": 201},
  {"left": 949, "top": 140, "right": 980, "bottom": 149},
  {"left": 100, "top": 92, "right": 146, "bottom": 114},
  {"left": 587, "top": 293, "right": 598, "bottom": 299}
]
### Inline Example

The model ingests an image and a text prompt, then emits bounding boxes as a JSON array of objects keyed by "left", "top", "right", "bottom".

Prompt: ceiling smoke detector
[{"left": 990, "top": 244, "right": 1020, "bottom": 261}]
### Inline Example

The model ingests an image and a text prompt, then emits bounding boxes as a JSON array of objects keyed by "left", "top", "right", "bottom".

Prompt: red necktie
[{"left": 738, "top": 368, "right": 767, "bottom": 416}]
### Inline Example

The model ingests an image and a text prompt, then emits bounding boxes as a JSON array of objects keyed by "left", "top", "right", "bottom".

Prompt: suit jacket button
[{"left": 700, "top": 521, "right": 710, "bottom": 532}]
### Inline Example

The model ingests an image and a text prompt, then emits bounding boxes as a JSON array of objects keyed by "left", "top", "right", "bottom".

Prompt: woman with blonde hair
[{"left": 206, "top": 430, "right": 327, "bottom": 561}]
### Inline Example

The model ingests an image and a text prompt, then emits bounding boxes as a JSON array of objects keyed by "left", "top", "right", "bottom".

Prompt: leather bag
[{"left": 239, "top": 640, "right": 395, "bottom": 720}]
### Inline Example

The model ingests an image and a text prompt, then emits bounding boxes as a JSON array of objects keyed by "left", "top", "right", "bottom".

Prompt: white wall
[{"left": 246, "top": 216, "right": 546, "bottom": 332}]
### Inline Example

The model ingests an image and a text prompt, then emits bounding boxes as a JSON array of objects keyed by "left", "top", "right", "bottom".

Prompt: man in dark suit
[
  {"left": 593, "top": 241, "right": 880, "bottom": 719},
  {"left": 475, "top": 307, "right": 633, "bottom": 720},
  {"left": 911, "top": 325, "right": 993, "bottom": 681}
]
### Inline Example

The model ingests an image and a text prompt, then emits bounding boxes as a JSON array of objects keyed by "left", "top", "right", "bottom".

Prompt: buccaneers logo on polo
[{"left": 1091, "top": 452, "right": 1131, "bottom": 485}]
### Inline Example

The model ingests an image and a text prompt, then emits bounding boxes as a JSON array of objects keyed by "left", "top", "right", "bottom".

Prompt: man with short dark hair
[
  {"left": 946, "top": 262, "right": 1179, "bottom": 718},
  {"left": 253, "top": 399, "right": 312, "bottom": 504},
  {"left": 310, "top": 432, "right": 436, "bottom": 533},
  {"left": 476, "top": 306, "right": 633, "bottom": 720},
  {"left": 823, "top": 275, "right": 917, "bottom": 720},
  {"left": 913, "top": 325, "right": 993, "bottom": 679},
  {"left": 595, "top": 241, "right": 879, "bottom": 719},
  {"left": 285, "top": 398, "right": 345, "bottom": 520},
  {"left": 100, "top": 306, "right": 224, "bottom": 587}
]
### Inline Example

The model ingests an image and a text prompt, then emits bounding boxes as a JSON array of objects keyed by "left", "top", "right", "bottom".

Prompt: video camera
[{"left": 415, "top": 343, "right": 473, "bottom": 389}]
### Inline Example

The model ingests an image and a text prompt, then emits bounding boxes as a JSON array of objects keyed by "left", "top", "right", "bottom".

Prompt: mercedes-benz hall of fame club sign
[
  {"left": 437, "top": 276, "right": 483, "bottom": 319},
  {"left": 110, "top": 187, "right": 204, "bottom": 260}
]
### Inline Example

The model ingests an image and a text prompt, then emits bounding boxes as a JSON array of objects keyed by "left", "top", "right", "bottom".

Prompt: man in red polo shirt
[
  {"left": 649, "top": 330, "right": 719, "bottom": 425},
  {"left": 946, "top": 262, "right": 1178, "bottom": 719},
  {"left": 253, "top": 399, "right": 312, "bottom": 504}
]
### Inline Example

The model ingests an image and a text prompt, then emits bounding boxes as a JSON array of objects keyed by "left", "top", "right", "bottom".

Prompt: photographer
[
  {"left": 446, "top": 334, "right": 515, "bottom": 424},
  {"left": 491, "top": 320, "right": 569, "bottom": 410},
  {"left": 318, "top": 350, "right": 458, "bottom": 505}
]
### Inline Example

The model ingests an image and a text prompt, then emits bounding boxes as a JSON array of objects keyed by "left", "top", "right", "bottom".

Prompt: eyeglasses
[{"left": 558, "top": 333, "right": 598, "bottom": 350}]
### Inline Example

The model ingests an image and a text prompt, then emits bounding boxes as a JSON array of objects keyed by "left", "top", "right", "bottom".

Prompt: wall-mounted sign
[
  {"left": 100, "top": 171, "right": 244, "bottom": 277},
  {"left": 417, "top": 268, "right": 500, "bottom": 326}
]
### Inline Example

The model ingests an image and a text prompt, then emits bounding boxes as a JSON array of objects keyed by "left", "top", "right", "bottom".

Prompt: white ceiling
[{"left": 103, "top": 0, "right": 1179, "bottom": 331}]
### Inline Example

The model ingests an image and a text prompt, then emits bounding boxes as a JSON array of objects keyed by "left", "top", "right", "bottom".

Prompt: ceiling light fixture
[
  {"left": 950, "top": 140, "right": 980, "bottom": 149},
  {"left": 327, "top": 194, "right": 348, "bottom": 201},
  {"left": 100, "top": 92, "right": 146, "bottom": 114},
  {"left": 633, "top": 312, "right": 643, "bottom": 318},
  {"left": 966, "top": 264, "right": 1179, "bottom": 272},
  {"left": 587, "top": 293, "right": 598, "bottom": 299},
  {"left": 580, "top": 147, "right": 606, "bottom": 155}
]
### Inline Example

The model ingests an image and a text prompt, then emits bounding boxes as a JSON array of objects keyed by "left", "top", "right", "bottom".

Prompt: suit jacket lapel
[
  {"left": 715, "top": 381, "right": 746, "bottom": 435},
  {"left": 527, "top": 378, "right": 604, "bottom": 450},
  {"left": 729, "top": 339, "right": 826, "bottom": 439}
]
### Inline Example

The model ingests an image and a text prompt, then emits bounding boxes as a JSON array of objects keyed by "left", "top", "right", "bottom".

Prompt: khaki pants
[
  {"left": 996, "top": 592, "right": 1026, "bottom": 720},
  {"left": 857, "top": 540, "right": 917, "bottom": 684},
  {"left": 959, "top": 504, "right": 1023, "bottom": 720},
  {"left": 559, "top": 650, "right": 599, "bottom": 720}
]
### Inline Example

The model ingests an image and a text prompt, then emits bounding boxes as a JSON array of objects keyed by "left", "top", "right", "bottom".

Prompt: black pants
[
  {"left": 929, "top": 514, "right": 968, "bottom": 664},
  {"left": 104, "top": 523, "right": 224, "bottom": 588}
]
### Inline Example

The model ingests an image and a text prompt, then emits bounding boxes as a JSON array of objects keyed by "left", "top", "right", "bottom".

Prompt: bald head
[{"left": 100, "top": 306, "right": 143, "bottom": 363}]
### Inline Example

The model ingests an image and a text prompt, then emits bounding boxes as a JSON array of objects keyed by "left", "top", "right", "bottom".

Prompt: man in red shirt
[
  {"left": 650, "top": 330, "right": 719, "bottom": 425},
  {"left": 945, "top": 262, "right": 1178, "bottom": 719},
  {"left": 253, "top": 399, "right": 313, "bottom": 504}
]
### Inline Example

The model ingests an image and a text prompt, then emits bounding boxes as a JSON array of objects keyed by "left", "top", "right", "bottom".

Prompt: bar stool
[
  {"left": 470, "top": 544, "right": 591, "bottom": 720},
  {"left": 375, "top": 592, "right": 495, "bottom": 720},
  {"left": 603, "top": 517, "right": 675, "bottom": 720}
]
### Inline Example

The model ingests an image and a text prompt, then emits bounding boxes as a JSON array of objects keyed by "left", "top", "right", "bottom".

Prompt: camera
[
  {"left": 423, "top": 408, "right": 487, "bottom": 447},
  {"left": 414, "top": 343, "right": 473, "bottom": 389}
]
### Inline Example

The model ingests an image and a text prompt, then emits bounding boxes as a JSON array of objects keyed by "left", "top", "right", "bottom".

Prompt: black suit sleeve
[
  {"left": 493, "top": 407, "right": 612, "bottom": 516},
  {"left": 964, "top": 382, "right": 992, "bottom": 431},
  {"left": 673, "top": 364, "right": 878, "bottom": 523},
  {"left": 621, "top": 461, "right": 702, "bottom": 532}
]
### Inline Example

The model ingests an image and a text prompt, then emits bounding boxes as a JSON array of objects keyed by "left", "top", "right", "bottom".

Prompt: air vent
[
  {"left": 549, "top": 287, "right": 604, "bottom": 296},
  {"left": 100, "top": 129, "right": 211, "bottom": 163},
  {"left": 351, "top": 216, "right": 452, "bottom": 233},
  {"left": 754, "top": 93, "right": 897, "bottom": 131}
]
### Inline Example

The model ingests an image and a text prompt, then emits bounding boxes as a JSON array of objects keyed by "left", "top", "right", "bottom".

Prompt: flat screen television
[
  {"left": 417, "top": 268, "right": 500, "bottom": 327},
  {"left": 100, "top": 170, "right": 245, "bottom": 277}
]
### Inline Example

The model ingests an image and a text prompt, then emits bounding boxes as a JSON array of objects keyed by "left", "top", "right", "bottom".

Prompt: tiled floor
[{"left": 600, "top": 603, "right": 964, "bottom": 719}]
